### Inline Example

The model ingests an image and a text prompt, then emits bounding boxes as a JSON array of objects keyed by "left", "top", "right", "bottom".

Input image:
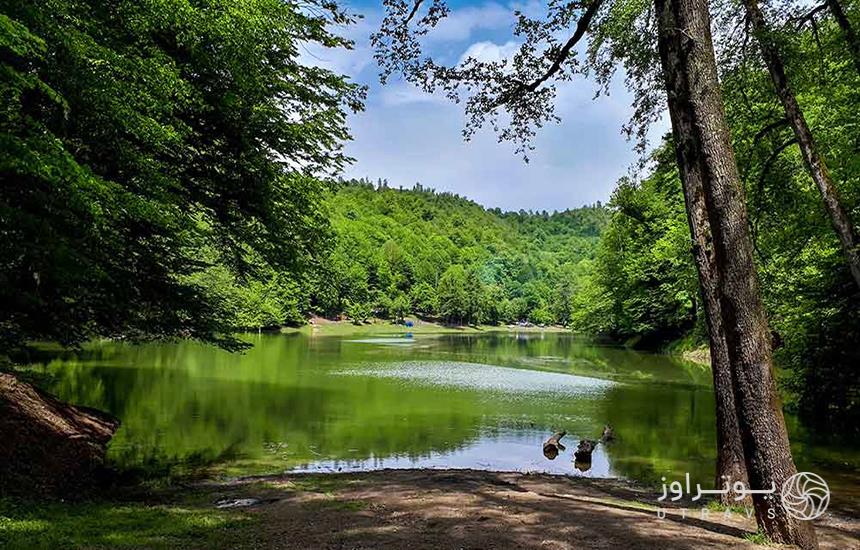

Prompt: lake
[{"left": 29, "top": 330, "right": 859, "bottom": 513}]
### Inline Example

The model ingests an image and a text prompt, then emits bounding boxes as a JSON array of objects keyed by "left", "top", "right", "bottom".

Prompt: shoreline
[
  {"left": 680, "top": 346, "right": 711, "bottom": 366},
  {"left": 280, "top": 317, "right": 574, "bottom": 337}
]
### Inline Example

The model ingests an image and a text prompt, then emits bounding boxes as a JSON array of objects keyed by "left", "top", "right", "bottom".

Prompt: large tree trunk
[
  {"left": 654, "top": 0, "right": 818, "bottom": 546},
  {"left": 826, "top": 0, "right": 860, "bottom": 76},
  {"left": 746, "top": 0, "right": 860, "bottom": 290},
  {"left": 655, "top": 0, "right": 749, "bottom": 509}
]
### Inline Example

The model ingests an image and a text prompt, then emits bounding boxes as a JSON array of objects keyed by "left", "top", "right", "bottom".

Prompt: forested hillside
[
  {"left": 200, "top": 179, "right": 609, "bottom": 328},
  {"left": 320, "top": 180, "right": 608, "bottom": 325}
]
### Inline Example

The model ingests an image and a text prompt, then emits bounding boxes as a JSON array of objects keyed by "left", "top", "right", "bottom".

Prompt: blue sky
[{"left": 310, "top": 0, "right": 669, "bottom": 211}]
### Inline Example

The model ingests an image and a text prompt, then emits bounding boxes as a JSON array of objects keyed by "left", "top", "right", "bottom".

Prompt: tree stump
[
  {"left": 574, "top": 460, "right": 592, "bottom": 472},
  {"left": 0, "top": 373, "right": 119, "bottom": 497},
  {"left": 542, "top": 431, "right": 566, "bottom": 459}
]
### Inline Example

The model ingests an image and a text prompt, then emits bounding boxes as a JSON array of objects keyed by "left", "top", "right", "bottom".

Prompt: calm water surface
[{"left": 30, "top": 331, "right": 859, "bottom": 513}]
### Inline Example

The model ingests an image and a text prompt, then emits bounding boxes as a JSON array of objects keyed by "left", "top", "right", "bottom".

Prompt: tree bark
[
  {"left": 746, "top": 0, "right": 860, "bottom": 290},
  {"left": 826, "top": 0, "right": 860, "bottom": 76},
  {"left": 682, "top": 163, "right": 750, "bottom": 505},
  {"left": 654, "top": 0, "right": 818, "bottom": 546},
  {"left": 655, "top": 0, "right": 750, "bottom": 510}
]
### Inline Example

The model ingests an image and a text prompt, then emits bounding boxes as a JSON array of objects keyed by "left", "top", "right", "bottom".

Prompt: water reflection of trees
[
  {"left": 31, "top": 333, "right": 854, "bottom": 494},
  {"left": 602, "top": 384, "right": 717, "bottom": 486},
  {"left": 39, "top": 338, "right": 496, "bottom": 474},
  {"left": 423, "top": 333, "right": 712, "bottom": 387}
]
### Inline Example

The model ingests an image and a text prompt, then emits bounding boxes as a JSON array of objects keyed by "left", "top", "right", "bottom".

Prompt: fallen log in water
[
  {"left": 574, "top": 424, "right": 615, "bottom": 463},
  {"left": 542, "top": 431, "right": 567, "bottom": 459},
  {"left": 0, "top": 373, "right": 119, "bottom": 497},
  {"left": 574, "top": 439, "right": 598, "bottom": 462},
  {"left": 601, "top": 424, "right": 614, "bottom": 442},
  {"left": 542, "top": 425, "right": 615, "bottom": 465}
]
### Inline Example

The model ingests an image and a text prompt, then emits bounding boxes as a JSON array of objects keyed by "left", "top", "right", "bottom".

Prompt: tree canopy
[{"left": 0, "top": 0, "right": 362, "bottom": 352}]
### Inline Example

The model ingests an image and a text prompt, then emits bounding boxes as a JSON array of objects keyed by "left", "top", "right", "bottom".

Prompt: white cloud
[
  {"left": 424, "top": 2, "right": 514, "bottom": 43},
  {"left": 297, "top": 12, "right": 378, "bottom": 77},
  {"left": 458, "top": 40, "right": 520, "bottom": 64},
  {"left": 315, "top": 0, "right": 671, "bottom": 211},
  {"left": 379, "top": 82, "right": 449, "bottom": 106}
]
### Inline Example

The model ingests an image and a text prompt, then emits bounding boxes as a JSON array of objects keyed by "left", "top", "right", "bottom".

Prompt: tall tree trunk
[
  {"left": 667, "top": 119, "right": 749, "bottom": 501},
  {"left": 654, "top": 0, "right": 818, "bottom": 546},
  {"left": 826, "top": 0, "right": 860, "bottom": 76},
  {"left": 746, "top": 0, "right": 860, "bottom": 290},
  {"left": 687, "top": 189, "right": 749, "bottom": 505}
]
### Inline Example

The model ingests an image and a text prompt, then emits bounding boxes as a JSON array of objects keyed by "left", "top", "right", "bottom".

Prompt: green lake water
[{"left": 29, "top": 331, "right": 859, "bottom": 513}]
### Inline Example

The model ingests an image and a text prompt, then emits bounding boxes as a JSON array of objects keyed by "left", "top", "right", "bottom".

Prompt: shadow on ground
[
  {"left": 2, "top": 469, "right": 858, "bottom": 549},
  {"left": 204, "top": 469, "right": 859, "bottom": 550}
]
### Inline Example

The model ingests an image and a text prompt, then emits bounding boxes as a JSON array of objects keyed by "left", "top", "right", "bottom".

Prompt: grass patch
[
  {"left": 0, "top": 497, "right": 257, "bottom": 549},
  {"left": 285, "top": 475, "right": 361, "bottom": 495},
  {"left": 742, "top": 529, "right": 772, "bottom": 545},
  {"left": 705, "top": 500, "right": 752, "bottom": 515}
]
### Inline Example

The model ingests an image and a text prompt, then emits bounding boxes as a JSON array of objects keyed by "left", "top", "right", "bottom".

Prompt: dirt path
[{"left": 200, "top": 469, "right": 859, "bottom": 549}]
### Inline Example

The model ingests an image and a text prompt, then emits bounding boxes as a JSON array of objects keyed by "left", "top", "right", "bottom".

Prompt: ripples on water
[
  {"left": 346, "top": 337, "right": 416, "bottom": 346},
  {"left": 288, "top": 434, "right": 613, "bottom": 477},
  {"left": 336, "top": 360, "right": 615, "bottom": 397}
]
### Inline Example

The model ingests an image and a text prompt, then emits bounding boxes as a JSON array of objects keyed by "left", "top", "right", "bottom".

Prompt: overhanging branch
[
  {"left": 525, "top": 0, "right": 606, "bottom": 94},
  {"left": 790, "top": 3, "right": 827, "bottom": 29},
  {"left": 405, "top": 0, "right": 424, "bottom": 25},
  {"left": 752, "top": 118, "right": 788, "bottom": 148},
  {"left": 495, "top": 0, "right": 605, "bottom": 106}
]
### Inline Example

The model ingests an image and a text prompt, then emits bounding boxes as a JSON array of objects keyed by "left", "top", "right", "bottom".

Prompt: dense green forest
[
  {"left": 576, "top": 138, "right": 859, "bottom": 427},
  {"left": 0, "top": 0, "right": 360, "bottom": 353},
  {"left": 0, "top": 0, "right": 607, "bottom": 346},
  {"left": 204, "top": 179, "right": 610, "bottom": 328}
]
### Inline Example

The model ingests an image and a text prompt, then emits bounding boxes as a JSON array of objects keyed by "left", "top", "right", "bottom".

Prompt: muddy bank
[{"left": 0, "top": 373, "right": 119, "bottom": 497}]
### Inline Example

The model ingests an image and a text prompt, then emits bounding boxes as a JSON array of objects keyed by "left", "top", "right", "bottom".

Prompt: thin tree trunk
[
  {"left": 686, "top": 178, "right": 750, "bottom": 504},
  {"left": 654, "top": 0, "right": 818, "bottom": 546},
  {"left": 746, "top": 0, "right": 860, "bottom": 290},
  {"left": 826, "top": 0, "right": 860, "bottom": 76}
]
